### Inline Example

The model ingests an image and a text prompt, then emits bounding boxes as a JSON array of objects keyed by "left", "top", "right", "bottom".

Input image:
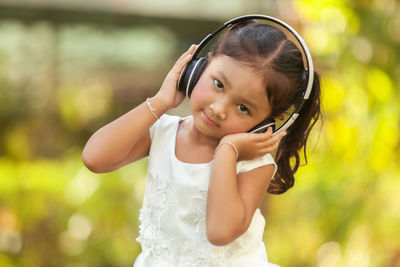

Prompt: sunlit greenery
[{"left": 1, "top": 0, "right": 399, "bottom": 266}]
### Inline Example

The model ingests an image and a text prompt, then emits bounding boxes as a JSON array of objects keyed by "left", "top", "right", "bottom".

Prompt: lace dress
[{"left": 134, "top": 115, "right": 280, "bottom": 267}]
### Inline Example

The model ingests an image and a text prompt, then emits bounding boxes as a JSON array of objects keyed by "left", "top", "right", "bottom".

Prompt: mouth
[{"left": 202, "top": 111, "right": 218, "bottom": 127}]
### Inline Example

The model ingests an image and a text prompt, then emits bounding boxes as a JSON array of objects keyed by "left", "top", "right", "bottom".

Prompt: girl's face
[{"left": 189, "top": 55, "right": 271, "bottom": 141}]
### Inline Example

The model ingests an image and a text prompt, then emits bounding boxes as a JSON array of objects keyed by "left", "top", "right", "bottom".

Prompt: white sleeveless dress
[{"left": 134, "top": 114, "right": 280, "bottom": 267}]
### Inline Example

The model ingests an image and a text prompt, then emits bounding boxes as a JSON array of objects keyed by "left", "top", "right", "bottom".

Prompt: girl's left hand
[{"left": 219, "top": 127, "right": 286, "bottom": 161}]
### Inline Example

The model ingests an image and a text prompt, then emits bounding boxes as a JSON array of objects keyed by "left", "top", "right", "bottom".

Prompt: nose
[{"left": 209, "top": 101, "right": 226, "bottom": 120}]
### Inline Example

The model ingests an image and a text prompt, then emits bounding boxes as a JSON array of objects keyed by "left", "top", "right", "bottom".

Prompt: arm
[
  {"left": 206, "top": 127, "right": 286, "bottom": 246},
  {"left": 82, "top": 100, "right": 163, "bottom": 173},
  {"left": 82, "top": 45, "right": 196, "bottom": 173}
]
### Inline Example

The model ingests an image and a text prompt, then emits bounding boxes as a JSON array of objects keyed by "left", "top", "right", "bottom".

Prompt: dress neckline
[{"left": 171, "top": 116, "right": 214, "bottom": 166}]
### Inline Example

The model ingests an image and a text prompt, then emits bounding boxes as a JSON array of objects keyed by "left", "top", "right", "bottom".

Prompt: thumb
[{"left": 174, "top": 91, "right": 186, "bottom": 106}]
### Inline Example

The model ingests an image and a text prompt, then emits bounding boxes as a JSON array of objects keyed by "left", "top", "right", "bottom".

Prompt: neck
[{"left": 188, "top": 118, "right": 220, "bottom": 146}]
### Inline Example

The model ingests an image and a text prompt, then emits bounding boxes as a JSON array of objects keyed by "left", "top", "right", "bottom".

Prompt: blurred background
[{"left": 0, "top": 0, "right": 399, "bottom": 266}]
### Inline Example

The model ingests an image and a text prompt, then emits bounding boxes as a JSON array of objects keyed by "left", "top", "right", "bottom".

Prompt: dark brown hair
[{"left": 210, "top": 20, "right": 322, "bottom": 194}]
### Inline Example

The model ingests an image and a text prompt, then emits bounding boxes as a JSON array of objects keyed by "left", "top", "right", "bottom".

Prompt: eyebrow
[
  {"left": 217, "top": 71, "right": 232, "bottom": 89},
  {"left": 240, "top": 97, "right": 258, "bottom": 112}
]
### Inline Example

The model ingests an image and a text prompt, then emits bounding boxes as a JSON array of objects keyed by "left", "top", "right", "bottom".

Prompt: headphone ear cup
[
  {"left": 248, "top": 118, "right": 276, "bottom": 133},
  {"left": 178, "top": 57, "right": 208, "bottom": 98}
]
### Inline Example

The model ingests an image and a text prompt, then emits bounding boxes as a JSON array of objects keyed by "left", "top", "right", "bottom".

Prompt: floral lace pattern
[
  {"left": 137, "top": 174, "right": 224, "bottom": 265},
  {"left": 136, "top": 171, "right": 268, "bottom": 266},
  {"left": 178, "top": 188, "right": 225, "bottom": 265},
  {"left": 187, "top": 188, "right": 208, "bottom": 234},
  {"left": 137, "top": 171, "right": 170, "bottom": 258}
]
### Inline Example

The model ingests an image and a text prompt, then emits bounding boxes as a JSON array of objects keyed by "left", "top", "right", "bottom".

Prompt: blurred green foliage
[{"left": 0, "top": 0, "right": 399, "bottom": 266}]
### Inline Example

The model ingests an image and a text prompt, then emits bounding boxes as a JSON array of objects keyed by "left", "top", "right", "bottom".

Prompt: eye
[
  {"left": 214, "top": 79, "right": 224, "bottom": 91},
  {"left": 237, "top": 104, "right": 249, "bottom": 114}
]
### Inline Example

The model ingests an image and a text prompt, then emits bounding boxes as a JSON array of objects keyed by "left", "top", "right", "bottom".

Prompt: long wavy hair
[{"left": 210, "top": 20, "right": 322, "bottom": 194}]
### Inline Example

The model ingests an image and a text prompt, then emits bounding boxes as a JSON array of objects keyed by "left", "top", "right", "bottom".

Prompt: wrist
[
  {"left": 148, "top": 95, "right": 169, "bottom": 118},
  {"left": 215, "top": 141, "right": 238, "bottom": 160}
]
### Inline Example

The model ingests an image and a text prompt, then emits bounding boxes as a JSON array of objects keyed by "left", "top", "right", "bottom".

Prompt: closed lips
[{"left": 203, "top": 111, "right": 218, "bottom": 127}]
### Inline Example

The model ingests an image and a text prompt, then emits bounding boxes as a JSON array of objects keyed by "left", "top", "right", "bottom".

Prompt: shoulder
[
  {"left": 159, "top": 114, "right": 181, "bottom": 125},
  {"left": 236, "top": 153, "right": 277, "bottom": 176},
  {"left": 149, "top": 114, "right": 181, "bottom": 138}
]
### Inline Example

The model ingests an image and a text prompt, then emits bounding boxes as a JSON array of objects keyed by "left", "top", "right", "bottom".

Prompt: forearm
[
  {"left": 206, "top": 144, "right": 247, "bottom": 245},
  {"left": 82, "top": 97, "right": 167, "bottom": 172}
]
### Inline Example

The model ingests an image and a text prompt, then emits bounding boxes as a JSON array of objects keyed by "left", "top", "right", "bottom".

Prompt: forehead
[{"left": 206, "top": 55, "right": 270, "bottom": 114}]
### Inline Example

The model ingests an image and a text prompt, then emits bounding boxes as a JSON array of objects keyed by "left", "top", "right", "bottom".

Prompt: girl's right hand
[{"left": 153, "top": 44, "right": 197, "bottom": 112}]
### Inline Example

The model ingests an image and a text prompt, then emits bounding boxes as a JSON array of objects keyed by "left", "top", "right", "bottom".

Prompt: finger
[
  {"left": 271, "top": 130, "right": 286, "bottom": 141},
  {"left": 260, "top": 135, "right": 283, "bottom": 153},
  {"left": 174, "top": 53, "right": 193, "bottom": 73},
  {"left": 248, "top": 127, "right": 273, "bottom": 143},
  {"left": 174, "top": 91, "right": 186, "bottom": 106},
  {"left": 189, "top": 44, "right": 197, "bottom": 53},
  {"left": 265, "top": 126, "right": 273, "bottom": 137},
  {"left": 260, "top": 131, "right": 286, "bottom": 147},
  {"left": 260, "top": 127, "right": 274, "bottom": 140},
  {"left": 273, "top": 140, "right": 282, "bottom": 151},
  {"left": 174, "top": 44, "right": 195, "bottom": 64},
  {"left": 270, "top": 132, "right": 286, "bottom": 146},
  {"left": 272, "top": 130, "right": 286, "bottom": 141},
  {"left": 171, "top": 45, "right": 197, "bottom": 75},
  {"left": 169, "top": 52, "right": 193, "bottom": 78},
  {"left": 178, "top": 44, "right": 196, "bottom": 64},
  {"left": 253, "top": 127, "right": 275, "bottom": 144}
]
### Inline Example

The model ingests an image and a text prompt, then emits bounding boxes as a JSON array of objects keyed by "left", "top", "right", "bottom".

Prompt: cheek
[
  {"left": 189, "top": 78, "right": 209, "bottom": 108},
  {"left": 223, "top": 119, "right": 250, "bottom": 135}
]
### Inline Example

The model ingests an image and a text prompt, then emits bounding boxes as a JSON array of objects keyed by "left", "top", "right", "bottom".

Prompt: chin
[
  {"left": 193, "top": 114, "right": 223, "bottom": 140},
  {"left": 198, "top": 124, "right": 223, "bottom": 139}
]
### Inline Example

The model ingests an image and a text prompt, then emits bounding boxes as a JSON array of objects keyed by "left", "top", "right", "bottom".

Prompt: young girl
[{"left": 83, "top": 18, "right": 321, "bottom": 266}]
